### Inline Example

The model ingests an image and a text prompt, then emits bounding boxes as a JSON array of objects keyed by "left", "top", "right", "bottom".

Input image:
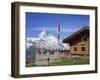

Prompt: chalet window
[
  {"left": 81, "top": 47, "right": 85, "bottom": 51},
  {"left": 81, "top": 43, "right": 85, "bottom": 46},
  {"left": 74, "top": 46, "right": 78, "bottom": 51},
  {"left": 81, "top": 34, "right": 87, "bottom": 44}
]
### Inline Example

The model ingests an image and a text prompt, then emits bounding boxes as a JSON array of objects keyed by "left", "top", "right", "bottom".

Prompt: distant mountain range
[{"left": 26, "top": 29, "right": 70, "bottom": 50}]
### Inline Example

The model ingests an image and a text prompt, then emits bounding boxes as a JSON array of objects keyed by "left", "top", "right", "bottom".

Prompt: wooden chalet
[{"left": 63, "top": 26, "right": 89, "bottom": 56}]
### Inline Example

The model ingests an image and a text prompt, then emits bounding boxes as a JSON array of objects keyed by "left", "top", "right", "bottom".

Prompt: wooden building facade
[{"left": 63, "top": 26, "right": 89, "bottom": 56}]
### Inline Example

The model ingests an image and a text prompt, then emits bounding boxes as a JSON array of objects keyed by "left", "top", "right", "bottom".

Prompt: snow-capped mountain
[{"left": 26, "top": 29, "right": 70, "bottom": 50}]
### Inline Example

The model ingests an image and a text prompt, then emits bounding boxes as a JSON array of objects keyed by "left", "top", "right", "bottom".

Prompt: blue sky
[{"left": 26, "top": 12, "right": 89, "bottom": 40}]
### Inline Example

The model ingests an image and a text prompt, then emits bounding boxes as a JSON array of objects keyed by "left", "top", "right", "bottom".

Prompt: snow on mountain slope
[{"left": 26, "top": 29, "right": 70, "bottom": 50}]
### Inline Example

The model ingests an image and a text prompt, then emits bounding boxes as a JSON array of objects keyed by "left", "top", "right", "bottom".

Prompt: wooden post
[{"left": 48, "top": 58, "right": 49, "bottom": 66}]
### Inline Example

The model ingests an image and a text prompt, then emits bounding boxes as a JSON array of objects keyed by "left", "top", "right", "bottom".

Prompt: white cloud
[{"left": 29, "top": 26, "right": 80, "bottom": 33}]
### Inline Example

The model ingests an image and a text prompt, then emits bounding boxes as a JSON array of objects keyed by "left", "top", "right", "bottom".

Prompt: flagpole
[{"left": 57, "top": 16, "right": 60, "bottom": 57}]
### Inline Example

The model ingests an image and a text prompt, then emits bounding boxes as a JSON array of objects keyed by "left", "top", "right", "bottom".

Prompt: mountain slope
[{"left": 26, "top": 29, "right": 70, "bottom": 50}]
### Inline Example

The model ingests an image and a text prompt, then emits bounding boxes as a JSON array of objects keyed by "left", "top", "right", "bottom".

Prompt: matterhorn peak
[{"left": 38, "top": 28, "right": 48, "bottom": 39}]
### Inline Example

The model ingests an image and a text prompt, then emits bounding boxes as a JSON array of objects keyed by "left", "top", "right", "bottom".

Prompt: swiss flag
[{"left": 58, "top": 17, "right": 60, "bottom": 33}]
